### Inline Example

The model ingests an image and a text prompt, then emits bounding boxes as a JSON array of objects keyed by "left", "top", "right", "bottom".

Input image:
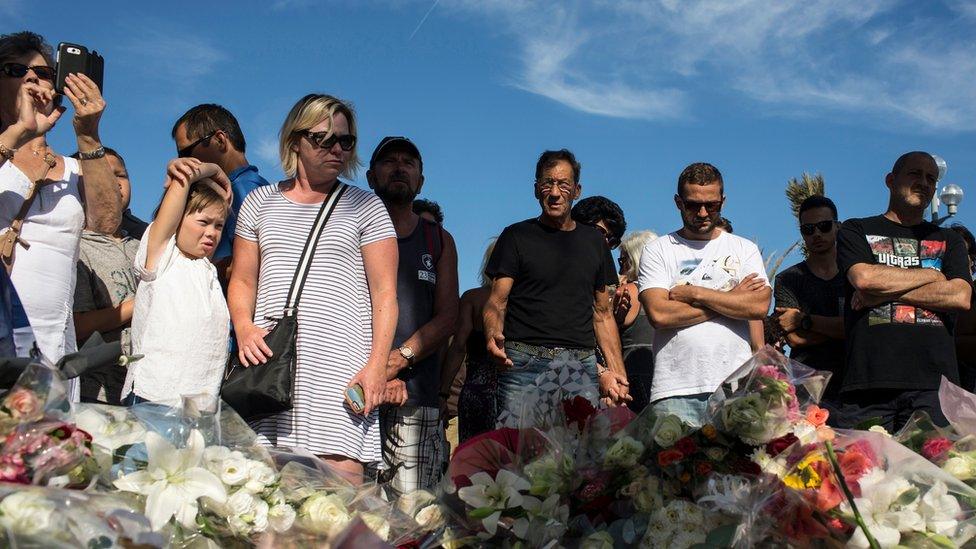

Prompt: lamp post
[{"left": 930, "top": 155, "right": 964, "bottom": 225}]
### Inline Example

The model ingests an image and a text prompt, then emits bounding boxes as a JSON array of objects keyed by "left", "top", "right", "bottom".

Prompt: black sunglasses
[
  {"left": 679, "top": 198, "right": 723, "bottom": 214},
  {"left": 177, "top": 132, "right": 216, "bottom": 158},
  {"left": 800, "top": 220, "right": 836, "bottom": 236},
  {"left": 595, "top": 225, "right": 621, "bottom": 249},
  {"left": 305, "top": 131, "right": 356, "bottom": 151},
  {"left": 1, "top": 62, "right": 56, "bottom": 82}
]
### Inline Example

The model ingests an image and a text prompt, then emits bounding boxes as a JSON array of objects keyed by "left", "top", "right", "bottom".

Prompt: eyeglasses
[
  {"left": 304, "top": 131, "right": 356, "bottom": 151},
  {"left": 177, "top": 132, "right": 215, "bottom": 158},
  {"left": 678, "top": 198, "right": 723, "bottom": 214},
  {"left": 0, "top": 62, "right": 56, "bottom": 82},
  {"left": 595, "top": 224, "right": 621, "bottom": 250},
  {"left": 537, "top": 178, "right": 575, "bottom": 194},
  {"left": 799, "top": 220, "right": 836, "bottom": 236}
]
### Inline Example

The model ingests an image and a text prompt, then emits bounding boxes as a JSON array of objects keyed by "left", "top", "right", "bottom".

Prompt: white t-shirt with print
[
  {"left": 123, "top": 224, "right": 229, "bottom": 405},
  {"left": 637, "top": 230, "right": 768, "bottom": 402}
]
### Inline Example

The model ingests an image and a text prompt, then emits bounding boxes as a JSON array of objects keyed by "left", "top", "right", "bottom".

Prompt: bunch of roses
[
  {"left": 0, "top": 420, "right": 97, "bottom": 487},
  {"left": 0, "top": 386, "right": 43, "bottom": 433},
  {"left": 715, "top": 364, "right": 803, "bottom": 446}
]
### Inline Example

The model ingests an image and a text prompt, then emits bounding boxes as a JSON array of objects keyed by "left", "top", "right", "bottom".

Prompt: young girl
[{"left": 122, "top": 158, "right": 232, "bottom": 406}]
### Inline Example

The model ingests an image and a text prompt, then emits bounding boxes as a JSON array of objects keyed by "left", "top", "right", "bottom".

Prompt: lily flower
[{"left": 114, "top": 430, "right": 226, "bottom": 530}]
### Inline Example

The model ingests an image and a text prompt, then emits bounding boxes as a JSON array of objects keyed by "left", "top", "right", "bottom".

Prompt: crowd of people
[{"left": 0, "top": 30, "right": 974, "bottom": 497}]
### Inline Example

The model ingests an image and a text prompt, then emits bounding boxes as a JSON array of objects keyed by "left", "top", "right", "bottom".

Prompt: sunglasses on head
[
  {"left": 177, "top": 132, "right": 215, "bottom": 158},
  {"left": 0, "top": 62, "right": 56, "bottom": 82},
  {"left": 678, "top": 198, "right": 723, "bottom": 214},
  {"left": 304, "top": 131, "right": 356, "bottom": 151},
  {"left": 800, "top": 220, "right": 836, "bottom": 236}
]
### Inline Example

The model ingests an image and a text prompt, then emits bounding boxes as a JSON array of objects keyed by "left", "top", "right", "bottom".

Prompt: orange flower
[
  {"left": 806, "top": 405, "right": 829, "bottom": 427},
  {"left": 680, "top": 472, "right": 691, "bottom": 483},
  {"left": 702, "top": 425, "right": 717, "bottom": 440}
]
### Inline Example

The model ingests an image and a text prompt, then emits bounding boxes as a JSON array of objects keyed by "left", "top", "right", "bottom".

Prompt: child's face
[{"left": 177, "top": 204, "right": 226, "bottom": 259}]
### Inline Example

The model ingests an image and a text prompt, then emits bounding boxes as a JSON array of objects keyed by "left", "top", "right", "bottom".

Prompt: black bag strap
[{"left": 284, "top": 182, "right": 348, "bottom": 312}]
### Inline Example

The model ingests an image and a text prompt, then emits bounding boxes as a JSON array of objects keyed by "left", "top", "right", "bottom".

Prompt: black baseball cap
[{"left": 369, "top": 136, "right": 423, "bottom": 170}]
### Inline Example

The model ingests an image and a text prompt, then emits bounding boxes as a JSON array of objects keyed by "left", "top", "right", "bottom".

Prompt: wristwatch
[
  {"left": 800, "top": 313, "right": 813, "bottom": 332},
  {"left": 398, "top": 345, "right": 415, "bottom": 365},
  {"left": 76, "top": 146, "right": 106, "bottom": 160}
]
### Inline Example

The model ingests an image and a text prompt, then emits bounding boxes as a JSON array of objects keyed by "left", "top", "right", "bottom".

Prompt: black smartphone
[{"left": 54, "top": 42, "right": 104, "bottom": 94}]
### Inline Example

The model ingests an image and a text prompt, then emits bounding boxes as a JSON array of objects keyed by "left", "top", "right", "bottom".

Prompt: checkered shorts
[{"left": 377, "top": 405, "right": 444, "bottom": 496}]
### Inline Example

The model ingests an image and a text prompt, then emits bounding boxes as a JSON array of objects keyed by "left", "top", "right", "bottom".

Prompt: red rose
[
  {"left": 695, "top": 461, "right": 713, "bottom": 476},
  {"left": 765, "top": 433, "right": 799, "bottom": 457},
  {"left": 657, "top": 448, "right": 684, "bottom": 467},
  {"left": 562, "top": 396, "right": 597, "bottom": 430},
  {"left": 921, "top": 437, "right": 953, "bottom": 461},
  {"left": 675, "top": 436, "right": 698, "bottom": 456}
]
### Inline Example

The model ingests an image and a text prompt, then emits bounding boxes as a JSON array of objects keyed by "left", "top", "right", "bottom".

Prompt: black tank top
[{"left": 394, "top": 218, "right": 443, "bottom": 407}]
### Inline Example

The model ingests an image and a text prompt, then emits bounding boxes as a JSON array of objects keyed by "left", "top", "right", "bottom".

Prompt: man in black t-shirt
[
  {"left": 773, "top": 196, "right": 846, "bottom": 411},
  {"left": 835, "top": 151, "right": 973, "bottom": 430},
  {"left": 484, "top": 149, "right": 629, "bottom": 428}
]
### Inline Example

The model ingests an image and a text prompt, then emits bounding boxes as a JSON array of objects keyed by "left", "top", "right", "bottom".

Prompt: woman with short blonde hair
[
  {"left": 228, "top": 93, "right": 398, "bottom": 482},
  {"left": 615, "top": 230, "right": 658, "bottom": 413}
]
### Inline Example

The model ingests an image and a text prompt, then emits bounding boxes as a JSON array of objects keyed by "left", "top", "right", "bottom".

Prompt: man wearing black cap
[{"left": 366, "top": 137, "right": 459, "bottom": 495}]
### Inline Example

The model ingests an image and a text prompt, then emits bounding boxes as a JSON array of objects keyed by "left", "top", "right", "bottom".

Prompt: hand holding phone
[{"left": 55, "top": 43, "right": 104, "bottom": 94}]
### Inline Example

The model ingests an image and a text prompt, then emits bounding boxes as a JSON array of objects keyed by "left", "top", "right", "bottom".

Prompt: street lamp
[{"left": 929, "top": 155, "right": 964, "bottom": 225}]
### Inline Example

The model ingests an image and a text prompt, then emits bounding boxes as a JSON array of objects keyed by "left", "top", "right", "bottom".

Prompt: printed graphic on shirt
[
  {"left": 866, "top": 235, "right": 943, "bottom": 326},
  {"left": 676, "top": 255, "right": 740, "bottom": 291},
  {"left": 417, "top": 252, "right": 436, "bottom": 284}
]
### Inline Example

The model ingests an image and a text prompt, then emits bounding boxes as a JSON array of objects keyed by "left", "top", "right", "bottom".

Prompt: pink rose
[
  {"left": 4, "top": 388, "right": 39, "bottom": 420},
  {"left": 921, "top": 437, "right": 953, "bottom": 461}
]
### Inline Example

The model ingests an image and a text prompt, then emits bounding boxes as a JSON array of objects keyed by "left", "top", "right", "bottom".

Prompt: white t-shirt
[
  {"left": 123, "top": 224, "right": 229, "bottom": 405},
  {"left": 637, "top": 230, "right": 768, "bottom": 401}
]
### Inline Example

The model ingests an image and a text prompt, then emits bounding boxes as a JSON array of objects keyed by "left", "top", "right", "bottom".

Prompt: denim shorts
[
  {"left": 495, "top": 343, "right": 599, "bottom": 429},
  {"left": 650, "top": 392, "right": 712, "bottom": 428}
]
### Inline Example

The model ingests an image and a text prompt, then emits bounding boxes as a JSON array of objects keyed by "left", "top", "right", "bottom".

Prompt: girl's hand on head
[{"left": 164, "top": 158, "right": 203, "bottom": 189}]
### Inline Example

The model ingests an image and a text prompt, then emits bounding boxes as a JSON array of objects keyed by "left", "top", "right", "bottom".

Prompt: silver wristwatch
[
  {"left": 76, "top": 146, "right": 106, "bottom": 160},
  {"left": 398, "top": 345, "right": 415, "bottom": 365}
]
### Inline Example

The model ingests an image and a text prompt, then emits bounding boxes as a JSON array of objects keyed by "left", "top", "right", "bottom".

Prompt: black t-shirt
[
  {"left": 774, "top": 262, "right": 846, "bottom": 395},
  {"left": 836, "top": 214, "right": 972, "bottom": 392},
  {"left": 486, "top": 218, "right": 617, "bottom": 348}
]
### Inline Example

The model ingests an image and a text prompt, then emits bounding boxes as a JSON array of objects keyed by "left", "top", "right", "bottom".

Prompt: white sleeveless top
[{"left": 0, "top": 157, "right": 84, "bottom": 365}]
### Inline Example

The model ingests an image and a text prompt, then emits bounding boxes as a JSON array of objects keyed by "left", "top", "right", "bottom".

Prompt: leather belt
[{"left": 506, "top": 341, "right": 596, "bottom": 361}]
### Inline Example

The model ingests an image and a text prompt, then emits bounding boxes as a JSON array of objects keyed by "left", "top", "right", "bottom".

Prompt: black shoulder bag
[{"left": 221, "top": 183, "right": 348, "bottom": 421}]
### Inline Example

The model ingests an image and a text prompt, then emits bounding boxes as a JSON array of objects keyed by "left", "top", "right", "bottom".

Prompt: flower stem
[{"left": 825, "top": 441, "right": 879, "bottom": 549}]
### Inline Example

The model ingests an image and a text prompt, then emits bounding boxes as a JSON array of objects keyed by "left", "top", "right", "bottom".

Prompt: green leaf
[
  {"left": 469, "top": 506, "right": 497, "bottom": 520},
  {"left": 705, "top": 524, "right": 738, "bottom": 546},
  {"left": 854, "top": 417, "right": 884, "bottom": 430}
]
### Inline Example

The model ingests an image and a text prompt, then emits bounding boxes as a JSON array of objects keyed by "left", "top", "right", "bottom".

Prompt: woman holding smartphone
[
  {"left": 228, "top": 93, "right": 397, "bottom": 483},
  {"left": 0, "top": 31, "right": 120, "bottom": 393}
]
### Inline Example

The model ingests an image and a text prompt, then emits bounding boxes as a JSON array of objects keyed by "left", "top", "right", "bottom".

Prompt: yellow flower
[{"left": 782, "top": 453, "right": 826, "bottom": 490}]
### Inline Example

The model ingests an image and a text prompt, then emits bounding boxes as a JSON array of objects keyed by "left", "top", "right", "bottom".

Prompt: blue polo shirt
[{"left": 216, "top": 164, "right": 270, "bottom": 260}]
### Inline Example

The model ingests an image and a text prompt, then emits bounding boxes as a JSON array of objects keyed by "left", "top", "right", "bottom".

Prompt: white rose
[
  {"left": 868, "top": 425, "right": 892, "bottom": 438},
  {"left": 414, "top": 504, "right": 446, "bottom": 529},
  {"left": 227, "top": 515, "right": 251, "bottom": 536},
  {"left": 221, "top": 456, "right": 250, "bottom": 486},
  {"left": 269, "top": 503, "right": 297, "bottom": 532},
  {"left": 0, "top": 492, "right": 57, "bottom": 536},
  {"left": 203, "top": 445, "right": 231, "bottom": 468},
  {"left": 653, "top": 414, "right": 684, "bottom": 448},
  {"left": 244, "top": 461, "right": 277, "bottom": 493},
  {"left": 604, "top": 436, "right": 645, "bottom": 469},
  {"left": 299, "top": 493, "right": 351, "bottom": 536},
  {"left": 360, "top": 512, "right": 391, "bottom": 541},
  {"left": 582, "top": 531, "right": 615, "bottom": 549},
  {"left": 251, "top": 500, "right": 270, "bottom": 533},
  {"left": 944, "top": 456, "right": 976, "bottom": 480},
  {"left": 227, "top": 489, "right": 258, "bottom": 516}
]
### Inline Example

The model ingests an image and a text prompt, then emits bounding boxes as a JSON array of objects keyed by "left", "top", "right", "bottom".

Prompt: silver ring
[{"left": 79, "top": 97, "right": 89, "bottom": 106}]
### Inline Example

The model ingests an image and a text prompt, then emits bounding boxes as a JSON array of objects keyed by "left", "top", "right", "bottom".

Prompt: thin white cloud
[
  {"left": 122, "top": 27, "right": 225, "bottom": 81},
  {"left": 255, "top": 137, "right": 280, "bottom": 169},
  {"left": 437, "top": 0, "right": 976, "bottom": 132}
]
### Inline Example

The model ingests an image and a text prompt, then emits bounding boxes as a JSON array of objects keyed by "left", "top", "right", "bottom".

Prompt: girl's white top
[{"left": 124, "top": 223, "right": 229, "bottom": 405}]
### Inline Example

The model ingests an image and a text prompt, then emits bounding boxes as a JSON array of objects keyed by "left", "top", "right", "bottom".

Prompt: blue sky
[{"left": 13, "top": 0, "right": 976, "bottom": 285}]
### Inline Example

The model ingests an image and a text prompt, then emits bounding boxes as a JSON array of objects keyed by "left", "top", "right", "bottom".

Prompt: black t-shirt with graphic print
[
  {"left": 836, "top": 214, "right": 973, "bottom": 392},
  {"left": 486, "top": 218, "right": 617, "bottom": 349}
]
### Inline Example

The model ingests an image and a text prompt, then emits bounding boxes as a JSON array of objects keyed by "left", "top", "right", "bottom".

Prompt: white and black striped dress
[{"left": 236, "top": 182, "right": 395, "bottom": 461}]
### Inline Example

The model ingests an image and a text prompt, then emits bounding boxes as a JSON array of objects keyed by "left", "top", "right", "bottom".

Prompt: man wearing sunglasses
[
  {"left": 772, "top": 195, "right": 846, "bottom": 412},
  {"left": 171, "top": 104, "right": 269, "bottom": 286},
  {"left": 835, "top": 151, "right": 973, "bottom": 431},
  {"left": 637, "top": 162, "right": 770, "bottom": 427}
]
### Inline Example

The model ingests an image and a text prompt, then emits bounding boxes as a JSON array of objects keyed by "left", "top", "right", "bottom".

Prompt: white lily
[
  {"left": 114, "top": 430, "right": 227, "bottom": 530},
  {"left": 457, "top": 470, "right": 531, "bottom": 535},
  {"left": 918, "top": 481, "right": 962, "bottom": 537},
  {"left": 74, "top": 406, "right": 147, "bottom": 452}
]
